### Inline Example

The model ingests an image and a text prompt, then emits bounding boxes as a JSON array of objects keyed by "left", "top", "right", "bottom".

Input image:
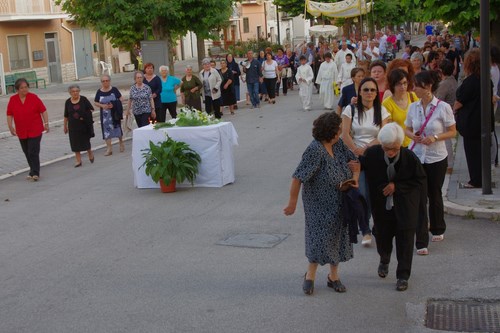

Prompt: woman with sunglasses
[
  {"left": 94, "top": 75, "right": 125, "bottom": 155},
  {"left": 341, "top": 77, "right": 390, "bottom": 246},
  {"left": 405, "top": 70, "right": 456, "bottom": 248}
]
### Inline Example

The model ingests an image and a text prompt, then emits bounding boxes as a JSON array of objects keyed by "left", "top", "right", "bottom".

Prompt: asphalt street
[{"left": 1, "top": 87, "right": 499, "bottom": 332}]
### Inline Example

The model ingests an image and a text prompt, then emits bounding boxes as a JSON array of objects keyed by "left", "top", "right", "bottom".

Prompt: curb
[
  {"left": 442, "top": 174, "right": 500, "bottom": 220},
  {"left": 0, "top": 136, "right": 132, "bottom": 181}
]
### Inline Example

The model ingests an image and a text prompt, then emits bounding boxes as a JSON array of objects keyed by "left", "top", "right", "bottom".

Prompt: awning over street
[{"left": 306, "top": 0, "right": 372, "bottom": 18}]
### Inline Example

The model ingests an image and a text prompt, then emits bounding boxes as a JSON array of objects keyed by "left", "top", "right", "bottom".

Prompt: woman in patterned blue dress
[{"left": 284, "top": 112, "right": 359, "bottom": 295}]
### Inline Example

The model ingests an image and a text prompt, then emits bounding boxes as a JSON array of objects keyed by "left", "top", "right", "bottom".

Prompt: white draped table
[{"left": 132, "top": 122, "right": 238, "bottom": 188}]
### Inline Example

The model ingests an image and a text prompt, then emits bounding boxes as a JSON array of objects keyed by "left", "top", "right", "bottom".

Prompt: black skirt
[{"left": 69, "top": 130, "right": 91, "bottom": 152}]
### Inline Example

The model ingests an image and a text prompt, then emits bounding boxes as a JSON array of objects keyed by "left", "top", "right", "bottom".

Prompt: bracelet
[{"left": 44, "top": 122, "right": 49, "bottom": 125}]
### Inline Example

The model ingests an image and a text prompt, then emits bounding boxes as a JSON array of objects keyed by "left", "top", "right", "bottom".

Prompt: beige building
[{"left": 0, "top": 0, "right": 130, "bottom": 88}]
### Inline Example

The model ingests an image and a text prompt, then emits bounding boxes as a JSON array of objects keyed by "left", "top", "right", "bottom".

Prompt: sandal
[
  {"left": 416, "top": 248, "right": 429, "bottom": 255},
  {"left": 459, "top": 182, "right": 479, "bottom": 189},
  {"left": 432, "top": 234, "right": 444, "bottom": 242},
  {"left": 303, "top": 273, "right": 314, "bottom": 295},
  {"left": 327, "top": 276, "right": 346, "bottom": 293},
  {"left": 120, "top": 143, "right": 125, "bottom": 153}
]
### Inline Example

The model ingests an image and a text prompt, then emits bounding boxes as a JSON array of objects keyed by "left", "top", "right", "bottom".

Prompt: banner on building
[{"left": 306, "top": 0, "right": 372, "bottom": 18}]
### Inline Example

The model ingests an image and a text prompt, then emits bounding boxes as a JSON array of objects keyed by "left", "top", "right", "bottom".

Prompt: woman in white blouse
[
  {"left": 404, "top": 70, "right": 456, "bottom": 249},
  {"left": 262, "top": 52, "right": 279, "bottom": 104},
  {"left": 342, "top": 77, "right": 390, "bottom": 246}
]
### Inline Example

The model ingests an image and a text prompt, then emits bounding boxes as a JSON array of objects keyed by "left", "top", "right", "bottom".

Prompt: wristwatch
[{"left": 433, "top": 134, "right": 439, "bottom": 141}]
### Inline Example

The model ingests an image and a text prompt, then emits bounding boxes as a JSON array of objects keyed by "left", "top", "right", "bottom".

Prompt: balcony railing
[{"left": 0, "top": 0, "right": 64, "bottom": 15}]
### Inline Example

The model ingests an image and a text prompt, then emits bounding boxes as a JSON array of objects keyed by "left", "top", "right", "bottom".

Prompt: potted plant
[{"left": 140, "top": 136, "right": 201, "bottom": 193}]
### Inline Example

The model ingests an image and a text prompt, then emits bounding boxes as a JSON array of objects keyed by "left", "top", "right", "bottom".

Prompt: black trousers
[
  {"left": 463, "top": 137, "right": 482, "bottom": 187},
  {"left": 373, "top": 215, "right": 415, "bottom": 280},
  {"left": 134, "top": 113, "right": 151, "bottom": 128},
  {"left": 264, "top": 78, "right": 277, "bottom": 99},
  {"left": 415, "top": 182, "right": 429, "bottom": 249},
  {"left": 423, "top": 158, "right": 448, "bottom": 236},
  {"left": 19, "top": 135, "right": 42, "bottom": 177},
  {"left": 276, "top": 77, "right": 288, "bottom": 95},
  {"left": 204, "top": 96, "right": 221, "bottom": 119},
  {"left": 160, "top": 102, "right": 177, "bottom": 121}
]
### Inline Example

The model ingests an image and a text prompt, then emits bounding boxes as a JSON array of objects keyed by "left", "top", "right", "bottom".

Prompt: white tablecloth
[{"left": 132, "top": 122, "right": 238, "bottom": 188}]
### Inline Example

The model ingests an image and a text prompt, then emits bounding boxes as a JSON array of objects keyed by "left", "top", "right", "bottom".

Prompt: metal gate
[{"left": 73, "top": 29, "right": 94, "bottom": 78}]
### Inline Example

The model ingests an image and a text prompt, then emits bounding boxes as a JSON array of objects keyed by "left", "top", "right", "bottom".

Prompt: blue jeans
[
  {"left": 233, "top": 83, "right": 240, "bottom": 102},
  {"left": 247, "top": 81, "right": 260, "bottom": 107},
  {"left": 358, "top": 171, "right": 372, "bottom": 235}
]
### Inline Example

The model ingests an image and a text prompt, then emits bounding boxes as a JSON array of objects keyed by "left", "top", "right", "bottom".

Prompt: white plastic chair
[{"left": 99, "top": 61, "right": 112, "bottom": 75}]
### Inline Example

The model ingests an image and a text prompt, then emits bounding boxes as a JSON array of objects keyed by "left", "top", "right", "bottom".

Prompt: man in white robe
[
  {"left": 334, "top": 39, "right": 356, "bottom": 72},
  {"left": 295, "top": 55, "right": 314, "bottom": 111},
  {"left": 315, "top": 52, "right": 338, "bottom": 110}
]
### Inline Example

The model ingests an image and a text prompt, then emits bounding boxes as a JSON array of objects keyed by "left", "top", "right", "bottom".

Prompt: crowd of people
[
  {"left": 284, "top": 28, "right": 499, "bottom": 295},
  {"left": 5, "top": 27, "right": 498, "bottom": 296}
]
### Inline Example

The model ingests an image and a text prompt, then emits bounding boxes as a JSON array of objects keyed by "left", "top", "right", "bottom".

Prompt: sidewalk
[{"left": 2, "top": 41, "right": 499, "bottom": 220}]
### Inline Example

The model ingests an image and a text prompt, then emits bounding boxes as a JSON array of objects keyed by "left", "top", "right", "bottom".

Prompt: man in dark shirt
[{"left": 242, "top": 50, "right": 263, "bottom": 109}]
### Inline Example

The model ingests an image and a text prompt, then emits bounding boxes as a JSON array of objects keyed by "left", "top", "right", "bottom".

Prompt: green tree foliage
[{"left": 58, "top": 0, "right": 233, "bottom": 70}]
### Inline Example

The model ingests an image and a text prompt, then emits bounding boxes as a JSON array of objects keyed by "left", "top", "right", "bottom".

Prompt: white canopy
[
  {"left": 306, "top": 0, "right": 372, "bottom": 19},
  {"left": 308, "top": 25, "right": 339, "bottom": 38}
]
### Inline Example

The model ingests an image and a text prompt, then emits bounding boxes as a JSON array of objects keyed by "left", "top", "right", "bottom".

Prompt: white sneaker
[
  {"left": 361, "top": 234, "right": 372, "bottom": 247},
  {"left": 416, "top": 248, "right": 429, "bottom": 255}
]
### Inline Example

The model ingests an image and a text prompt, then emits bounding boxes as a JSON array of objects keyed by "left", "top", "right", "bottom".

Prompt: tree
[
  {"left": 58, "top": 0, "right": 233, "bottom": 73},
  {"left": 406, "top": 0, "right": 500, "bottom": 46}
]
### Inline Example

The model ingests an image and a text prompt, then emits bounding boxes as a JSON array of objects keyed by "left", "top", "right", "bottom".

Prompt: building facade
[{"left": 0, "top": 0, "right": 130, "bottom": 89}]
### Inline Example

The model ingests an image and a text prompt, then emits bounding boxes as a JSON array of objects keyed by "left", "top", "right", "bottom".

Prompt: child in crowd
[{"left": 295, "top": 55, "right": 314, "bottom": 111}]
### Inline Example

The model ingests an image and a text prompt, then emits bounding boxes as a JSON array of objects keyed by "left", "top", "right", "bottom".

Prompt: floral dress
[
  {"left": 129, "top": 84, "right": 152, "bottom": 115},
  {"left": 293, "top": 139, "right": 355, "bottom": 265},
  {"left": 94, "top": 87, "right": 122, "bottom": 140}
]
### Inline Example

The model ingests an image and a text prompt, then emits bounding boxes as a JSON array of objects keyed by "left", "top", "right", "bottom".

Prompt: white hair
[
  {"left": 378, "top": 123, "right": 404, "bottom": 146},
  {"left": 201, "top": 58, "right": 212, "bottom": 65},
  {"left": 159, "top": 65, "right": 169, "bottom": 72}
]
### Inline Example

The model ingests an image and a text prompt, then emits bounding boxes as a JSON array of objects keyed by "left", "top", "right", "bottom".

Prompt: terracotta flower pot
[{"left": 159, "top": 178, "right": 176, "bottom": 193}]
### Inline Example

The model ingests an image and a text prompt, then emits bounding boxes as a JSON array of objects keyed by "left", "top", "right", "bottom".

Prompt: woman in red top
[{"left": 6, "top": 78, "right": 49, "bottom": 181}]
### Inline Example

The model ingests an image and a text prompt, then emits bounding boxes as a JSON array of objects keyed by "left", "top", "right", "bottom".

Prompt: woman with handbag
[
  {"left": 404, "top": 70, "right": 456, "bottom": 247},
  {"left": 94, "top": 75, "right": 125, "bottom": 155},
  {"left": 341, "top": 77, "right": 391, "bottom": 246},
  {"left": 284, "top": 112, "right": 359, "bottom": 295},
  {"left": 275, "top": 48, "right": 290, "bottom": 96},
  {"left": 64, "top": 84, "right": 95, "bottom": 167}
]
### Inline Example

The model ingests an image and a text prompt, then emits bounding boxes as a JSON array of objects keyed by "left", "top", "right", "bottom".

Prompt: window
[
  {"left": 243, "top": 17, "right": 249, "bottom": 33},
  {"left": 8, "top": 35, "right": 30, "bottom": 70}
]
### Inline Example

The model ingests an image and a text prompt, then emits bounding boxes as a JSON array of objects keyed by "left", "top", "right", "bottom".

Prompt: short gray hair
[
  {"left": 68, "top": 84, "right": 80, "bottom": 92},
  {"left": 100, "top": 74, "right": 111, "bottom": 82},
  {"left": 378, "top": 123, "right": 404, "bottom": 146},
  {"left": 159, "top": 65, "right": 169, "bottom": 72},
  {"left": 201, "top": 58, "right": 211, "bottom": 65},
  {"left": 410, "top": 52, "right": 424, "bottom": 63}
]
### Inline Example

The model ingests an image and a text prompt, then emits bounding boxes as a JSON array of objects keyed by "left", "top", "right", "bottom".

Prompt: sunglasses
[{"left": 362, "top": 88, "right": 377, "bottom": 93}]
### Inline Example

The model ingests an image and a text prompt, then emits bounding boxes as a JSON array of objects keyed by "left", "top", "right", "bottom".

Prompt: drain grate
[
  {"left": 216, "top": 233, "right": 289, "bottom": 248},
  {"left": 426, "top": 299, "right": 500, "bottom": 332}
]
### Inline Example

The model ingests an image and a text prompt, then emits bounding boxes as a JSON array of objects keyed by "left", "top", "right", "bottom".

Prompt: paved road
[{"left": 0, "top": 87, "right": 498, "bottom": 332}]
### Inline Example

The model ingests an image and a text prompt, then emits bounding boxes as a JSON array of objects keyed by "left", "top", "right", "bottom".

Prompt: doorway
[
  {"left": 45, "top": 33, "right": 62, "bottom": 83},
  {"left": 73, "top": 29, "right": 94, "bottom": 78}
]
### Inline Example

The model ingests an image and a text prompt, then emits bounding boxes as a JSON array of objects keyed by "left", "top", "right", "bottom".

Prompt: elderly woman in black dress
[
  {"left": 220, "top": 59, "right": 237, "bottom": 115},
  {"left": 284, "top": 112, "right": 359, "bottom": 295},
  {"left": 64, "top": 84, "right": 95, "bottom": 167}
]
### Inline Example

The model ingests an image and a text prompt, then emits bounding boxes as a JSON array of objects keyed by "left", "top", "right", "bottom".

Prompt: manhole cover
[
  {"left": 216, "top": 233, "right": 289, "bottom": 248},
  {"left": 426, "top": 299, "right": 500, "bottom": 332}
]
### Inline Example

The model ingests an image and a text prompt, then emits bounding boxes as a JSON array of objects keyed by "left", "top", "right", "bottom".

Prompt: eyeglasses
[
  {"left": 101, "top": 80, "right": 110, "bottom": 82},
  {"left": 396, "top": 81, "right": 408, "bottom": 87},
  {"left": 362, "top": 88, "right": 377, "bottom": 93}
]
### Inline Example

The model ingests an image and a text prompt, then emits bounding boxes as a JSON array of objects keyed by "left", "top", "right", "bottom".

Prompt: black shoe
[
  {"left": 303, "top": 273, "right": 314, "bottom": 295},
  {"left": 378, "top": 263, "right": 389, "bottom": 278},
  {"left": 74, "top": 162, "right": 82, "bottom": 168},
  {"left": 327, "top": 276, "right": 346, "bottom": 293},
  {"left": 396, "top": 279, "right": 408, "bottom": 291}
]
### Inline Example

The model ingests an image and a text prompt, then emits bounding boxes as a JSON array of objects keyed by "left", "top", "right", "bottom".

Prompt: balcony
[{"left": 0, "top": 0, "right": 67, "bottom": 21}]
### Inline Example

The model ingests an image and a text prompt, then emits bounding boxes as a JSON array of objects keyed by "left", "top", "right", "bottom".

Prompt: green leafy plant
[{"left": 140, "top": 136, "right": 201, "bottom": 186}]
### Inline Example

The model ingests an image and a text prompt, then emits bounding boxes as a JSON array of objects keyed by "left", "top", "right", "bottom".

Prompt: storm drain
[
  {"left": 426, "top": 299, "right": 500, "bottom": 332},
  {"left": 216, "top": 233, "right": 289, "bottom": 248}
]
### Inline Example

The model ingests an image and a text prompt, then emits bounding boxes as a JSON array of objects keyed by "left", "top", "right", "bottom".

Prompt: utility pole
[
  {"left": 276, "top": 4, "right": 281, "bottom": 45},
  {"left": 480, "top": 0, "right": 492, "bottom": 194}
]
